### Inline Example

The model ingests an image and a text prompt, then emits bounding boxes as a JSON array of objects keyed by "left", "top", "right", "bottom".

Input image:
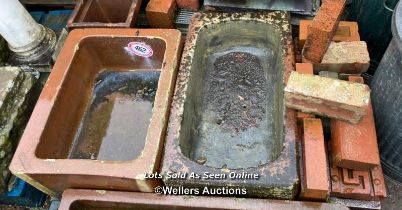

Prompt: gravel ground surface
[{"left": 382, "top": 176, "right": 402, "bottom": 210}]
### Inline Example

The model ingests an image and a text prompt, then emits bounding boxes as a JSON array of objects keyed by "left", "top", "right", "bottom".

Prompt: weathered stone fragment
[
  {"left": 284, "top": 71, "right": 370, "bottom": 124},
  {"left": 0, "top": 67, "right": 37, "bottom": 191}
]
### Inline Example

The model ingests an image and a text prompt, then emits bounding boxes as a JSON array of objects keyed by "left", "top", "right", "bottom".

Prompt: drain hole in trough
[{"left": 69, "top": 71, "right": 160, "bottom": 161}]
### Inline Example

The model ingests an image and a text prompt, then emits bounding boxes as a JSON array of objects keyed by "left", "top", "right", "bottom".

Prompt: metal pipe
[
  {"left": 0, "top": 0, "right": 55, "bottom": 64},
  {"left": 0, "top": 0, "right": 42, "bottom": 50}
]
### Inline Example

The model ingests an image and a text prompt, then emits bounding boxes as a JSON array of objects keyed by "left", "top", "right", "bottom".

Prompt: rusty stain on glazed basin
[
  {"left": 58, "top": 189, "right": 349, "bottom": 210},
  {"left": 9, "top": 28, "right": 181, "bottom": 197},
  {"left": 67, "top": 0, "right": 142, "bottom": 30},
  {"left": 162, "top": 12, "right": 299, "bottom": 199}
]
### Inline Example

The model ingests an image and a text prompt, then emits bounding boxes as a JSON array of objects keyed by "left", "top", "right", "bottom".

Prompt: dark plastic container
[
  {"left": 344, "top": 0, "right": 399, "bottom": 73},
  {"left": 371, "top": 0, "right": 402, "bottom": 183}
]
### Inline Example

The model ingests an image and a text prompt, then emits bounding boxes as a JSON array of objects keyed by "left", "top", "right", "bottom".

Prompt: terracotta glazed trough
[
  {"left": 9, "top": 28, "right": 181, "bottom": 196},
  {"left": 162, "top": 12, "right": 299, "bottom": 199},
  {"left": 58, "top": 189, "right": 349, "bottom": 210},
  {"left": 67, "top": 0, "right": 142, "bottom": 30}
]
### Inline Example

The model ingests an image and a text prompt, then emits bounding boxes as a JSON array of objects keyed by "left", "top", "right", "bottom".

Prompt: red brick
[
  {"left": 331, "top": 167, "right": 373, "bottom": 200},
  {"left": 146, "top": 0, "right": 177, "bottom": 28},
  {"left": 296, "top": 63, "right": 314, "bottom": 74},
  {"left": 299, "top": 20, "right": 360, "bottom": 48},
  {"left": 330, "top": 165, "right": 387, "bottom": 201},
  {"left": 176, "top": 0, "right": 199, "bottom": 11},
  {"left": 302, "top": 0, "right": 347, "bottom": 63},
  {"left": 330, "top": 76, "right": 380, "bottom": 170},
  {"left": 299, "top": 118, "right": 329, "bottom": 201},
  {"left": 285, "top": 71, "right": 371, "bottom": 124}
]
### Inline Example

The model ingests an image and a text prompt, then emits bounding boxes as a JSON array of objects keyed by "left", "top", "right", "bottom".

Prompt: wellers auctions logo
[
  {"left": 154, "top": 186, "right": 247, "bottom": 196},
  {"left": 146, "top": 171, "right": 257, "bottom": 196}
]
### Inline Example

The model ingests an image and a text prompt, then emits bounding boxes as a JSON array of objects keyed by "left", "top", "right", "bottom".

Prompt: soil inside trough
[
  {"left": 69, "top": 71, "right": 159, "bottom": 161},
  {"left": 189, "top": 47, "right": 279, "bottom": 170},
  {"left": 205, "top": 52, "right": 267, "bottom": 133}
]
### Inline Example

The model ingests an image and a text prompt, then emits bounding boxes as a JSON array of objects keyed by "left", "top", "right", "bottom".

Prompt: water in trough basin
[{"left": 69, "top": 71, "right": 159, "bottom": 161}]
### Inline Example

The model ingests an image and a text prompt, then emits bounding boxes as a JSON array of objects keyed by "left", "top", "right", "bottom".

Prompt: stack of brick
[
  {"left": 293, "top": 1, "right": 385, "bottom": 203},
  {"left": 287, "top": 72, "right": 387, "bottom": 201},
  {"left": 328, "top": 76, "right": 386, "bottom": 201},
  {"left": 301, "top": 0, "right": 370, "bottom": 75},
  {"left": 0, "top": 67, "right": 37, "bottom": 191}
]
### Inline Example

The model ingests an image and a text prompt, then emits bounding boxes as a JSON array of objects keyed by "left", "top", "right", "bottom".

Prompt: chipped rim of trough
[
  {"left": 9, "top": 28, "right": 182, "bottom": 197},
  {"left": 162, "top": 12, "right": 299, "bottom": 199},
  {"left": 67, "top": 0, "right": 142, "bottom": 30},
  {"left": 59, "top": 189, "right": 350, "bottom": 210}
]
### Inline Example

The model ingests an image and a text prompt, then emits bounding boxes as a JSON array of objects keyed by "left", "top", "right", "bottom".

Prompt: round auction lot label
[{"left": 126, "top": 42, "right": 153, "bottom": 58}]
